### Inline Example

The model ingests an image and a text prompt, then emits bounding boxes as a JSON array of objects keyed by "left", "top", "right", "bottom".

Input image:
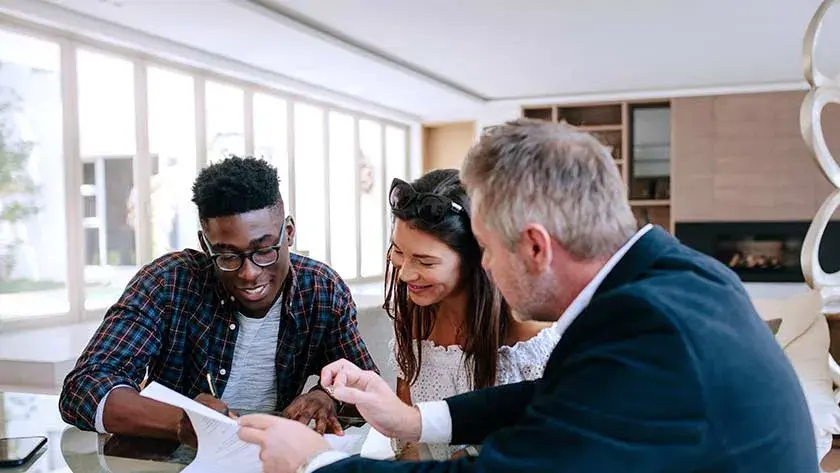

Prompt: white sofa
[{"left": 752, "top": 289, "right": 840, "bottom": 469}]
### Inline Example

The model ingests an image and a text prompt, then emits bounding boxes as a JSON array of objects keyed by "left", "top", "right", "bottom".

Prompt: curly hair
[{"left": 191, "top": 156, "right": 283, "bottom": 221}]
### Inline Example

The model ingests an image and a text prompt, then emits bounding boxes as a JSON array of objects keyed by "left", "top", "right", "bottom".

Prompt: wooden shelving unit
[{"left": 522, "top": 101, "right": 673, "bottom": 234}]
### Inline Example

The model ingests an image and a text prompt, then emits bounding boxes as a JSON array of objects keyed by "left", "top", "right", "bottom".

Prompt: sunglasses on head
[{"left": 388, "top": 178, "right": 465, "bottom": 223}]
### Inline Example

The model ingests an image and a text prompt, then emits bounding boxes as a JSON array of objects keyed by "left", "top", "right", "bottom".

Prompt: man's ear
[
  {"left": 517, "top": 223, "right": 553, "bottom": 274},
  {"left": 285, "top": 216, "right": 296, "bottom": 247},
  {"left": 197, "top": 230, "right": 210, "bottom": 254}
]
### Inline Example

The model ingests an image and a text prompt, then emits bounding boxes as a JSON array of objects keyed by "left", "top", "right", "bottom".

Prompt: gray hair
[{"left": 461, "top": 118, "right": 637, "bottom": 260}]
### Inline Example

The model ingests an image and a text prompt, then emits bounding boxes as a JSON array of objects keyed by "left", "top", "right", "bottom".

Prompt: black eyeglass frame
[{"left": 200, "top": 216, "right": 291, "bottom": 272}]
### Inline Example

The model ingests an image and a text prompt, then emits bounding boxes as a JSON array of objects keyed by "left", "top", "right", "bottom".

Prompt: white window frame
[{"left": 0, "top": 15, "right": 413, "bottom": 332}]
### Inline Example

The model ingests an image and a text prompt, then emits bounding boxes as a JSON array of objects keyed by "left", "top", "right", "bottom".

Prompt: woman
[{"left": 384, "top": 169, "right": 560, "bottom": 459}]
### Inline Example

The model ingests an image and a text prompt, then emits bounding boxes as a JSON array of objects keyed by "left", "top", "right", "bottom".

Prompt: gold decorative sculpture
[{"left": 800, "top": 0, "right": 840, "bottom": 289}]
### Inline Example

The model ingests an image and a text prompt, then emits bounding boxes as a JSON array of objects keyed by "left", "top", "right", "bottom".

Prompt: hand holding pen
[
  {"left": 175, "top": 373, "right": 234, "bottom": 448},
  {"left": 204, "top": 373, "right": 233, "bottom": 417}
]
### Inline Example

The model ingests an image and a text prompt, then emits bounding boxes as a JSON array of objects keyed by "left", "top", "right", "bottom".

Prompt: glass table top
[
  {"left": 0, "top": 389, "right": 429, "bottom": 472},
  {"left": 1, "top": 390, "right": 188, "bottom": 473}
]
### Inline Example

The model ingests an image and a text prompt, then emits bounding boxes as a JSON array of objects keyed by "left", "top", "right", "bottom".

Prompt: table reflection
[{"left": 61, "top": 428, "right": 184, "bottom": 473}]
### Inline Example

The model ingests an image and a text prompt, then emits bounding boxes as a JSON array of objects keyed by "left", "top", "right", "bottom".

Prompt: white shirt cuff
[
  {"left": 94, "top": 385, "right": 135, "bottom": 434},
  {"left": 304, "top": 450, "right": 351, "bottom": 472},
  {"left": 417, "top": 401, "right": 452, "bottom": 444}
]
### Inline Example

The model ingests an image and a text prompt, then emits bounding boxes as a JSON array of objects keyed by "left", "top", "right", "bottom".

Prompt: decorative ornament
[
  {"left": 800, "top": 0, "right": 840, "bottom": 289},
  {"left": 359, "top": 156, "right": 374, "bottom": 195}
]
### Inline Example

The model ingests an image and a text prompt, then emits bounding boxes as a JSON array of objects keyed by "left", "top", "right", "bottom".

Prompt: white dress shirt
[{"left": 304, "top": 224, "right": 653, "bottom": 471}]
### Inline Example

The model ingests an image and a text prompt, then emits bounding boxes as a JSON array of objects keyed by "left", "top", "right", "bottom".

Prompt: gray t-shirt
[{"left": 220, "top": 297, "right": 281, "bottom": 412}]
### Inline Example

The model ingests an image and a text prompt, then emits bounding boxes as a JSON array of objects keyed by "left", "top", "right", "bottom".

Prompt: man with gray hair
[{"left": 237, "top": 119, "right": 818, "bottom": 473}]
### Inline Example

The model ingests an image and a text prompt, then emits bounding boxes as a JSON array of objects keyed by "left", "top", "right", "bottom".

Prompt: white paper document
[
  {"left": 141, "top": 382, "right": 263, "bottom": 473},
  {"left": 325, "top": 426, "right": 367, "bottom": 455},
  {"left": 139, "top": 382, "right": 369, "bottom": 472}
]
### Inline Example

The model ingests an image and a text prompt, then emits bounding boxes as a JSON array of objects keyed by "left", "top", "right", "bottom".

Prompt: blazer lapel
[{"left": 594, "top": 226, "right": 676, "bottom": 297}]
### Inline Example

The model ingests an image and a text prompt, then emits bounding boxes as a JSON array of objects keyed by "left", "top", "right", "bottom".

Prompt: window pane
[
  {"left": 385, "top": 126, "right": 408, "bottom": 250},
  {"left": 206, "top": 81, "right": 244, "bottom": 164},
  {"left": 78, "top": 50, "right": 135, "bottom": 157},
  {"left": 148, "top": 66, "right": 198, "bottom": 257},
  {"left": 327, "top": 112, "right": 357, "bottom": 279},
  {"left": 293, "top": 103, "right": 326, "bottom": 262},
  {"left": 253, "top": 93, "right": 289, "bottom": 206},
  {"left": 78, "top": 50, "right": 138, "bottom": 311},
  {"left": 359, "top": 119, "right": 383, "bottom": 277},
  {"left": 0, "top": 30, "right": 67, "bottom": 320}
]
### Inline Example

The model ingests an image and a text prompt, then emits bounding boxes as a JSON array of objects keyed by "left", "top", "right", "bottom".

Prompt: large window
[
  {"left": 206, "top": 81, "right": 244, "bottom": 164},
  {"left": 253, "top": 93, "right": 289, "bottom": 205},
  {"left": 77, "top": 49, "right": 138, "bottom": 311},
  {"left": 327, "top": 111, "right": 357, "bottom": 278},
  {"left": 0, "top": 30, "right": 67, "bottom": 320},
  {"left": 293, "top": 103, "right": 327, "bottom": 262},
  {"left": 385, "top": 126, "right": 408, "bottom": 250},
  {"left": 0, "top": 23, "right": 411, "bottom": 329},
  {"left": 359, "top": 119, "right": 385, "bottom": 277},
  {"left": 148, "top": 66, "right": 198, "bottom": 257}
]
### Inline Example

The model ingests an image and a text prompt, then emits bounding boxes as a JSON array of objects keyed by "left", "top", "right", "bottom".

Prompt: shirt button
[
  {"left": 219, "top": 368, "right": 227, "bottom": 376},
  {"left": 229, "top": 323, "right": 236, "bottom": 330}
]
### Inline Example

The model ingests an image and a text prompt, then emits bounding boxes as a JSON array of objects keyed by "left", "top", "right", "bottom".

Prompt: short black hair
[{"left": 191, "top": 155, "right": 282, "bottom": 220}]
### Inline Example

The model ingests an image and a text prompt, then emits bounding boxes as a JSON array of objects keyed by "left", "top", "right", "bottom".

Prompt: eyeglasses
[
  {"left": 201, "top": 217, "right": 290, "bottom": 272},
  {"left": 388, "top": 178, "right": 465, "bottom": 223}
]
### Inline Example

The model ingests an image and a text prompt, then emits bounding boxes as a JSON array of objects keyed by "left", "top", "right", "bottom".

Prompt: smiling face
[
  {"left": 200, "top": 205, "right": 293, "bottom": 317},
  {"left": 389, "top": 218, "right": 463, "bottom": 307}
]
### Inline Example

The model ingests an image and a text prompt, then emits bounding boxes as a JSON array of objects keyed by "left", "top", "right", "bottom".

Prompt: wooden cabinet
[{"left": 522, "top": 101, "right": 673, "bottom": 233}]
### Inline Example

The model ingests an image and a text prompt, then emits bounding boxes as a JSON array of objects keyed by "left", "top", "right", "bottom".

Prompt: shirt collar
[{"left": 551, "top": 224, "right": 654, "bottom": 338}]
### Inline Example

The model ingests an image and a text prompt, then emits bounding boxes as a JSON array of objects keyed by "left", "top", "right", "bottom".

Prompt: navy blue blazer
[{"left": 322, "top": 227, "right": 817, "bottom": 472}]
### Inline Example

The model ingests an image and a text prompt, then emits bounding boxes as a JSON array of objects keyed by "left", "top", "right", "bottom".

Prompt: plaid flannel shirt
[{"left": 59, "top": 249, "right": 378, "bottom": 431}]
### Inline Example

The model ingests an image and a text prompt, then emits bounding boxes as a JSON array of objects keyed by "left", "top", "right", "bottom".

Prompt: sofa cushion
[{"left": 752, "top": 289, "right": 840, "bottom": 462}]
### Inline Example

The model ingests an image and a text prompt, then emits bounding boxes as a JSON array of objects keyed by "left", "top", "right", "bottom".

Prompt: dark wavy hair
[{"left": 384, "top": 169, "right": 511, "bottom": 390}]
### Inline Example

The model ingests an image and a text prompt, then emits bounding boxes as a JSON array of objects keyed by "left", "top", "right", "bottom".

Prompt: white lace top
[{"left": 387, "top": 322, "right": 561, "bottom": 459}]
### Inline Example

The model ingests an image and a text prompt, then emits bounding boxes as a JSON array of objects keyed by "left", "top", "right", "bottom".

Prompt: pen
[
  {"left": 206, "top": 372, "right": 219, "bottom": 398},
  {"left": 205, "top": 372, "right": 232, "bottom": 417}
]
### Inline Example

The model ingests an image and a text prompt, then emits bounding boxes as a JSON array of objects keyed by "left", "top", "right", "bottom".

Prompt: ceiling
[{"left": 3, "top": 0, "right": 838, "bottom": 122}]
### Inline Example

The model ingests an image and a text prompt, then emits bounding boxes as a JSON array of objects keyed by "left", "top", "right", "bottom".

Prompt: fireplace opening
[
  {"left": 675, "top": 222, "right": 840, "bottom": 283},
  {"left": 716, "top": 236, "right": 799, "bottom": 273}
]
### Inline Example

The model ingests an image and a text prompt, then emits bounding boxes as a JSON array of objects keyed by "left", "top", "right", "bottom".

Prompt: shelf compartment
[
  {"left": 632, "top": 204, "right": 671, "bottom": 231},
  {"left": 591, "top": 129, "right": 623, "bottom": 161},
  {"left": 557, "top": 104, "right": 622, "bottom": 127},
  {"left": 522, "top": 107, "right": 554, "bottom": 122}
]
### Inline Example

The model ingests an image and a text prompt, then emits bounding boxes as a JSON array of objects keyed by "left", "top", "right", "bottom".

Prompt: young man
[
  {"left": 59, "top": 156, "right": 378, "bottom": 447},
  {"left": 236, "top": 120, "right": 818, "bottom": 473}
]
